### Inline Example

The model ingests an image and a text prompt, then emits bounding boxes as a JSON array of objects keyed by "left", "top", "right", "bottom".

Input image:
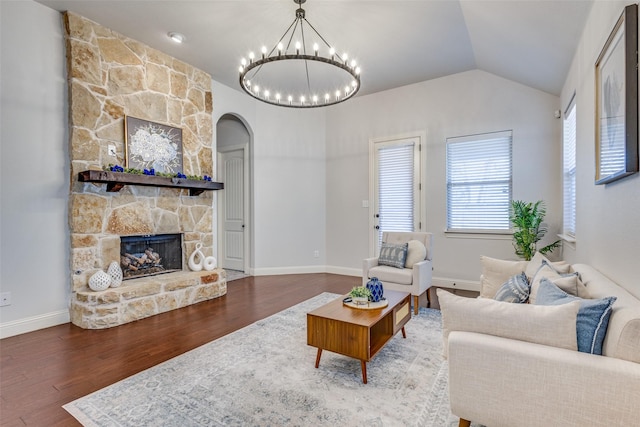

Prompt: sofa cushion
[
  {"left": 524, "top": 252, "right": 571, "bottom": 280},
  {"left": 480, "top": 256, "right": 529, "bottom": 299},
  {"left": 368, "top": 265, "right": 413, "bottom": 285},
  {"left": 378, "top": 242, "right": 408, "bottom": 268},
  {"left": 405, "top": 240, "right": 427, "bottom": 268},
  {"left": 494, "top": 272, "right": 530, "bottom": 303},
  {"left": 529, "top": 262, "right": 583, "bottom": 304},
  {"left": 534, "top": 278, "right": 617, "bottom": 355},
  {"left": 438, "top": 289, "right": 580, "bottom": 358}
]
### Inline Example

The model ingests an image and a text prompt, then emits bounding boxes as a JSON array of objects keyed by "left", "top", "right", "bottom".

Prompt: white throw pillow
[
  {"left": 405, "top": 240, "right": 427, "bottom": 268},
  {"left": 525, "top": 252, "right": 571, "bottom": 280},
  {"left": 438, "top": 289, "right": 580, "bottom": 358},
  {"left": 529, "top": 263, "right": 582, "bottom": 304},
  {"left": 480, "top": 256, "right": 529, "bottom": 299}
]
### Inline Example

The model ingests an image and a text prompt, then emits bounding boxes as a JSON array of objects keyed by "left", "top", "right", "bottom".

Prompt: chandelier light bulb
[
  {"left": 241, "top": 58, "right": 247, "bottom": 66},
  {"left": 238, "top": 66, "right": 244, "bottom": 73},
  {"left": 276, "top": 93, "right": 281, "bottom": 102},
  {"left": 264, "top": 90, "right": 270, "bottom": 99},
  {"left": 345, "top": 86, "right": 350, "bottom": 94},
  {"left": 300, "top": 95, "right": 306, "bottom": 104},
  {"left": 325, "top": 93, "right": 330, "bottom": 102},
  {"left": 313, "top": 95, "right": 318, "bottom": 104},
  {"left": 254, "top": 85, "right": 260, "bottom": 94},
  {"left": 351, "top": 80, "right": 357, "bottom": 87},
  {"left": 277, "top": 42, "right": 283, "bottom": 54},
  {"left": 329, "top": 47, "right": 336, "bottom": 58},
  {"left": 295, "top": 41, "right": 301, "bottom": 54},
  {"left": 249, "top": 52, "right": 255, "bottom": 62},
  {"left": 288, "top": 95, "right": 293, "bottom": 104},
  {"left": 261, "top": 46, "right": 267, "bottom": 58},
  {"left": 342, "top": 53, "right": 348, "bottom": 62},
  {"left": 355, "top": 66, "right": 361, "bottom": 75},
  {"left": 335, "top": 90, "right": 341, "bottom": 99},
  {"left": 313, "top": 43, "right": 319, "bottom": 55},
  {"left": 350, "top": 59, "right": 356, "bottom": 68}
]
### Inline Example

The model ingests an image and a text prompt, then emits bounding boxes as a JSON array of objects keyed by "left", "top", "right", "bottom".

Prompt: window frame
[
  {"left": 445, "top": 130, "right": 513, "bottom": 234},
  {"left": 562, "top": 95, "right": 577, "bottom": 241}
]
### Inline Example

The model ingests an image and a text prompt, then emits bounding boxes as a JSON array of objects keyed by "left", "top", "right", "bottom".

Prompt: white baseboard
[
  {"left": 432, "top": 276, "right": 480, "bottom": 292},
  {"left": 325, "top": 266, "right": 361, "bottom": 277},
  {"left": 0, "top": 309, "right": 70, "bottom": 339},
  {"left": 251, "top": 265, "right": 328, "bottom": 276}
]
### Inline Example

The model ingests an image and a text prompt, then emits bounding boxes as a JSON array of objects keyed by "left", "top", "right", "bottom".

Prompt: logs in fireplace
[{"left": 120, "top": 234, "right": 182, "bottom": 279}]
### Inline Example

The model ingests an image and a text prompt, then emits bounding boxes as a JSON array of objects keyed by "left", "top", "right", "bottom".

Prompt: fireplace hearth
[{"left": 120, "top": 234, "right": 182, "bottom": 280}]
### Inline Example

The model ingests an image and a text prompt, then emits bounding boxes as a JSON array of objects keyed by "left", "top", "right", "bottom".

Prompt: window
[
  {"left": 563, "top": 97, "right": 577, "bottom": 237},
  {"left": 446, "top": 130, "right": 513, "bottom": 231}
]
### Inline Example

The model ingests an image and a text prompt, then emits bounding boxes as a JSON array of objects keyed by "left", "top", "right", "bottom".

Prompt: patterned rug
[{"left": 64, "top": 293, "right": 465, "bottom": 426}]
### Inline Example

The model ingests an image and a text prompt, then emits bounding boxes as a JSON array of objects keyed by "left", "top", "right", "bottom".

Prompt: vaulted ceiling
[{"left": 36, "top": 0, "right": 594, "bottom": 97}]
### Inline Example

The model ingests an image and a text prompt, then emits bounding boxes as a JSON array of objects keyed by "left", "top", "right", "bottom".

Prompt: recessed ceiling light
[{"left": 168, "top": 32, "right": 185, "bottom": 44}]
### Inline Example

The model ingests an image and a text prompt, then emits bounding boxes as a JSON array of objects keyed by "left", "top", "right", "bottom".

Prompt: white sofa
[{"left": 443, "top": 260, "right": 640, "bottom": 427}]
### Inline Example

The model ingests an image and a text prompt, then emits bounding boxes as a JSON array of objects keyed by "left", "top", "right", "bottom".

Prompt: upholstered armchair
[{"left": 363, "top": 232, "right": 433, "bottom": 315}]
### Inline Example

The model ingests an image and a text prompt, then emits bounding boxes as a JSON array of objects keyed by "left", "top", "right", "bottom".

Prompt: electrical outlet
[
  {"left": 0, "top": 292, "right": 11, "bottom": 307},
  {"left": 313, "top": 250, "right": 320, "bottom": 258}
]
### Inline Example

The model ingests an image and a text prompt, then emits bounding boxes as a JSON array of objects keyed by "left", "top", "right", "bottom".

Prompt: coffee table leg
[
  {"left": 360, "top": 360, "right": 368, "bottom": 384},
  {"left": 315, "top": 348, "right": 322, "bottom": 368},
  {"left": 401, "top": 326, "right": 406, "bottom": 339}
]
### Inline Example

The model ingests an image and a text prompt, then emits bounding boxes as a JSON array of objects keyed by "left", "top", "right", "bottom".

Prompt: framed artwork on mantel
[
  {"left": 594, "top": 4, "right": 638, "bottom": 185},
  {"left": 125, "top": 116, "right": 183, "bottom": 174}
]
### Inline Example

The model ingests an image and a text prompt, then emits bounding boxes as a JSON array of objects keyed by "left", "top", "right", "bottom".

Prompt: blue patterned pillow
[
  {"left": 534, "top": 278, "right": 617, "bottom": 355},
  {"left": 494, "top": 272, "right": 530, "bottom": 303},
  {"left": 378, "top": 243, "right": 408, "bottom": 268}
]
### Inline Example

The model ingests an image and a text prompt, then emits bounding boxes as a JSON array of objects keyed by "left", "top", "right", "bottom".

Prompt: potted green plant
[
  {"left": 349, "top": 286, "right": 372, "bottom": 305},
  {"left": 510, "top": 200, "right": 561, "bottom": 261}
]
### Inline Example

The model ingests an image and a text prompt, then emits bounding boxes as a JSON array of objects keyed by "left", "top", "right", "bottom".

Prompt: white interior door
[
  {"left": 371, "top": 137, "right": 421, "bottom": 254},
  {"left": 220, "top": 149, "right": 245, "bottom": 271}
]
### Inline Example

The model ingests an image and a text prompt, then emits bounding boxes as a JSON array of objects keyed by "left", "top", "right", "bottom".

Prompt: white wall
[
  {"left": 212, "top": 80, "right": 327, "bottom": 274},
  {"left": 326, "top": 70, "right": 562, "bottom": 286},
  {"left": 560, "top": 1, "right": 640, "bottom": 299},
  {"left": 0, "top": 0, "right": 69, "bottom": 337}
]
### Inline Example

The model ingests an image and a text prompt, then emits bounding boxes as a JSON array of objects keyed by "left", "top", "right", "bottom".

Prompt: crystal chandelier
[{"left": 238, "top": 0, "right": 361, "bottom": 108}]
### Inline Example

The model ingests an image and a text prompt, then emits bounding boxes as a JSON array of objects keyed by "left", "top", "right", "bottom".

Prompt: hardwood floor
[
  {"left": 0, "top": 274, "right": 359, "bottom": 426},
  {"left": 0, "top": 274, "right": 469, "bottom": 426}
]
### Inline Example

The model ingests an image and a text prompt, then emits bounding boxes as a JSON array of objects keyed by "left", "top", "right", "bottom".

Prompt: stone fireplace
[{"left": 65, "top": 12, "right": 226, "bottom": 329}]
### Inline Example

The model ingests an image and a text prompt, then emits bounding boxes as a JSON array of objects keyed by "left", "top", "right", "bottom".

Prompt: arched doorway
[{"left": 216, "top": 114, "right": 252, "bottom": 274}]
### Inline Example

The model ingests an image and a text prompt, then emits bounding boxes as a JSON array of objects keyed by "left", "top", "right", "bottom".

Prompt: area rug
[{"left": 64, "top": 292, "right": 465, "bottom": 426}]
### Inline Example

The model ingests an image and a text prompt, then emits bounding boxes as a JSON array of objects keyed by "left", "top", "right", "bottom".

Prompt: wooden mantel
[{"left": 78, "top": 170, "right": 224, "bottom": 196}]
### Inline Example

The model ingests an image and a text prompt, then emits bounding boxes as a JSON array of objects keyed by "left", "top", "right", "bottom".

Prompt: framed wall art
[
  {"left": 594, "top": 4, "right": 638, "bottom": 185},
  {"left": 125, "top": 116, "right": 183, "bottom": 174}
]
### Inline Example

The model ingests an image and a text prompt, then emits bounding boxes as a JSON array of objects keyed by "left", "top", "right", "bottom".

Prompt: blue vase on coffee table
[{"left": 366, "top": 277, "right": 384, "bottom": 302}]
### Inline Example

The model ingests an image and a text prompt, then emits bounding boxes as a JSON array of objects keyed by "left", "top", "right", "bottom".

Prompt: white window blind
[
  {"left": 446, "top": 131, "right": 512, "bottom": 231},
  {"left": 377, "top": 142, "right": 415, "bottom": 245},
  {"left": 563, "top": 98, "right": 577, "bottom": 237}
]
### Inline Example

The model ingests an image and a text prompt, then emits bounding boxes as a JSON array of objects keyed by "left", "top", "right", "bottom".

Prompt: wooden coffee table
[{"left": 306, "top": 290, "right": 411, "bottom": 384}]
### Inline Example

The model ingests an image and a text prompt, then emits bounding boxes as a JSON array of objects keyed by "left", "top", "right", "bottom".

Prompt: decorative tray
[{"left": 343, "top": 299, "right": 388, "bottom": 310}]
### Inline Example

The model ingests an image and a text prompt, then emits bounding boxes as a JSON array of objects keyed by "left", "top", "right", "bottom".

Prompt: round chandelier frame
[{"left": 238, "top": 0, "right": 361, "bottom": 108}]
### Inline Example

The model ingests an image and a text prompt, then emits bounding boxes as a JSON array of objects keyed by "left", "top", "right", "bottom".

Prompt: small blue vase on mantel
[{"left": 366, "top": 277, "right": 384, "bottom": 302}]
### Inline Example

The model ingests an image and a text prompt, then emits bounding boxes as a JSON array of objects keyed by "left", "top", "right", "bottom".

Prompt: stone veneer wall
[{"left": 65, "top": 12, "right": 225, "bottom": 328}]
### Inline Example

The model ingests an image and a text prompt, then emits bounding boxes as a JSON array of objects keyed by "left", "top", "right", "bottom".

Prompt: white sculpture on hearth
[{"left": 188, "top": 242, "right": 204, "bottom": 271}]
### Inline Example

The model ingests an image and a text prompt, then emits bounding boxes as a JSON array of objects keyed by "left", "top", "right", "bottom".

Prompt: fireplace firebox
[{"left": 120, "top": 234, "right": 182, "bottom": 280}]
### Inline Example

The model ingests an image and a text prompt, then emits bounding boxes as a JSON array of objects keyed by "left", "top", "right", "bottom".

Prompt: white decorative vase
[
  {"left": 188, "top": 242, "right": 204, "bottom": 271},
  {"left": 107, "top": 261, "right": 123, "bottom": 288},
  {"left": 89, "top": 270, "right": 111, "bottom": 292},
  {"left": 203, "top": 256, "right": 217, "bottom": 271}
]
